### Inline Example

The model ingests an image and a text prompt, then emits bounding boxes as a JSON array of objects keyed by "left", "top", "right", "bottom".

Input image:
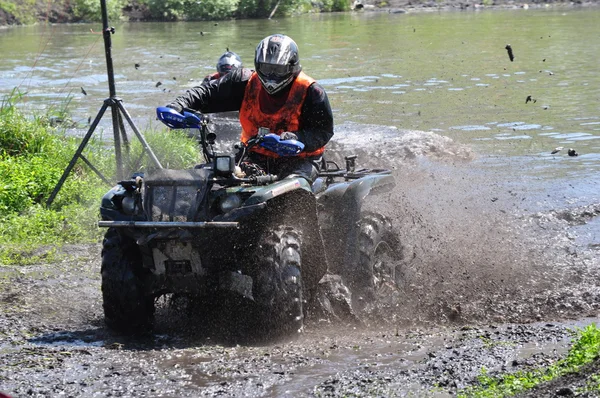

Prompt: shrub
[
  {"left": 72, "top": 0, "right": 126, "bottom": 22},
  {"left": 185, "top": 0, "right": 240, "bottom": 20},
  {"left": 0, "top": 0, "right": 38, "bottom": 25},
  {"left": 146, "top": 0, "right": 186, "bottom": 20}
]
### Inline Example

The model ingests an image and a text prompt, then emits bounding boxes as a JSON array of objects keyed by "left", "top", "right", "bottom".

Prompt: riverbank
[
  {"left": 361, "top": 0, "right": 600, "bottom": 12},
  {"left": 1, "top": 0, "right": 599, "bottom": 26}
]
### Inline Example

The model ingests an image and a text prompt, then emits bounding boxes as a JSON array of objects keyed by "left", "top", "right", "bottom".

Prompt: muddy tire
[
  {"left": 101, "top": 228, "right": 154, "bottom": 334},
  {"left": 251, "top": 226, "right": 304, "bottom": 338},
  {"left": 347, "top": 212, "right": 399, "bottom": 310}
]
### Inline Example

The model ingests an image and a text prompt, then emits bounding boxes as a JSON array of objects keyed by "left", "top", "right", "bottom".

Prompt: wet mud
[{"left": 2, "top": 126, "right": 600, "bottom": 397}]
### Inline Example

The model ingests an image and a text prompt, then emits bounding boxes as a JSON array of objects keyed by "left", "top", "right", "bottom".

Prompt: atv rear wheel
[
  {"left": 251, "top": 226, "right": 304, "bottom": 338},
  {"left": 347, "top": 212, "right": 399, "bottom": 311},
  {"left": 101, "top": 228, "right": 154, "bottom": 334}
]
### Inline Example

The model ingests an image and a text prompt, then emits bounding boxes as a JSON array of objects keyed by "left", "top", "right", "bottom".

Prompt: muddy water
[
  {"left": 1, "top": 9, "right": 599, "bottom": 162},
  {"left": 1, "top": 8, "right": 600, "bottom": 397},
  {"left": 1, "top": 9, "right": 598, "bottom": 209}
]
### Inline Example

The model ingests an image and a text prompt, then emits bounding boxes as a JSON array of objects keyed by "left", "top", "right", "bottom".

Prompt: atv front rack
[
  {"left": 319, "top": 168, "right": 391, "bottom": 180},
  {"left": 319, "top": 155, "right": 392, "bottom": 181},
  {"left": 98, "top": 221, "right": 239, "bottom": 228}
]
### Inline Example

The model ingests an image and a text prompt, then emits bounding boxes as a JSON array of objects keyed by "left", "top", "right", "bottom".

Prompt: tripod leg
[
  {"left": 116, "top": 111, "right": 131, "bottom": 179},
  {"left": 46, "top": 102, "right": 110, "bottom": 207},
  {"left": 117, "top": 110, "right": 130, "bottom": 159},
  {"left": 116, "top": 100, "right": 163, "bottom": 169},
  {"left": 111, "top": 103, "right": 124, "bottom": 180},
  {"left": 79, "top": 154, "right": 112, "bottom": 186}
]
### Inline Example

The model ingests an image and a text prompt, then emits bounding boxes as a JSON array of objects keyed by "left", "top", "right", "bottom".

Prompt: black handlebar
[
  {"left": 211, "top": 173, "right": 278, "bottom": 186},
  {"left": 251, "top": 175, "right": 278, "bottom": 185}
]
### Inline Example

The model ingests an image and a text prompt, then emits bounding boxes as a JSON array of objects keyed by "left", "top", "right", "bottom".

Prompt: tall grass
[{"left": 0, "top": 90, "right": 200, "bottom": 265}]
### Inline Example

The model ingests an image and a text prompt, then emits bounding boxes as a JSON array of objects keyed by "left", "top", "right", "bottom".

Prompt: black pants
[{"left": 248, "top": 153, "right": 321, "bottom": 184}]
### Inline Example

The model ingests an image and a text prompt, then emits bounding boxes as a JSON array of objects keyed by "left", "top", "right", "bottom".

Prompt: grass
[
  {"left": 458, "top": 323, "right": 600, "bottom": 397},
  {"left": 0, "top": 89, "right": 200, "bottom": 265}
]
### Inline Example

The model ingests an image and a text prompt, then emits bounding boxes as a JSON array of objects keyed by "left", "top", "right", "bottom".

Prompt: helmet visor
[
  {"left": 257, "top": 63, "right": 292, "bottom": 78},
  {"left": 218, "top": 64, "right": 233, "bottom": 74}
]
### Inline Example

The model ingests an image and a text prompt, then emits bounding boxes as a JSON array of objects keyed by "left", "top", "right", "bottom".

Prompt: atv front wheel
[
  {"left": 101, "top": 228, "right": 154, "bottom": 334},
  {"left": 347, "top": 212, "right": 400, "bottom": 311},
  {"left": 251, "top": 226, "right": 304, "bottom": 338}
]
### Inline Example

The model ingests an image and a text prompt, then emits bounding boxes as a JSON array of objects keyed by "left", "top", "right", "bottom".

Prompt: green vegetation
[
  {"left": 0, "top": 90, "right": 200, "bottom": 265},
  {"left": 72, "top": 0, "right": 127, "bottom": 22},
  {"left": 0, "top": 0, "right": 38, "bottom": 25},
  {"left": 582, "top": 372, "right": 600, "bottom": 394},
  {"left": 142, "top": 0, "right": 351, "bottom": 20},
  {"left": 458, "top": 323, "right": 600, "bottom": 397},
  {"left": 0, "top": 0, "right": 352, "bottom": 24}
]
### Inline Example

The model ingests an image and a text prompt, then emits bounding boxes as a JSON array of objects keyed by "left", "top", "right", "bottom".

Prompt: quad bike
[{"left": 98, "top": 107, "right": 398, "bottom": 336}]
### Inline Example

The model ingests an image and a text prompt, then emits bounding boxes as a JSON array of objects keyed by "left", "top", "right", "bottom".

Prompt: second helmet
[{"left": 216, "top": 51, "right": 243, "bottom": 75}]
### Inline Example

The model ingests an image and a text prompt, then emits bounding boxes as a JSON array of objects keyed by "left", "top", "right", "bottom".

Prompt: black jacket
[{"left": 167, "top": 68, "right": 334, "bottom": 153}]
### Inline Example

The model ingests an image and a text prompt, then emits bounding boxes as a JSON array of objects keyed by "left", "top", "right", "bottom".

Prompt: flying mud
[{"left": 325, "top": 123, "right": 600, "bottom": 327}]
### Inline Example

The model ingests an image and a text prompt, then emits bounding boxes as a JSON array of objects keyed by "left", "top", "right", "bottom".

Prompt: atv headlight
[
  {"left": 215, "top": 155, "right": 235, "bottom": 177},
  {"left": 220, "top": 194, "right": 242, "bottom": 213}
]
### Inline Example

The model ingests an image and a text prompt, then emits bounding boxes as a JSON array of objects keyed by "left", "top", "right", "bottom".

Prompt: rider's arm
[
  {"left": 295, "top": 83, "right": 334, "bottom": 153},
  {"left": 167, "top": 68, "right": 252, "bottom": 114}
]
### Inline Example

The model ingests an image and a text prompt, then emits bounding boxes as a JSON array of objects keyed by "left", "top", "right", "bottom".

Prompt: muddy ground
[
  {"left": 1, "top": 130, "right": 600, "bottom": 397},
  {"left": 1, "top": 246, "right": 598, "bottom": 398}
]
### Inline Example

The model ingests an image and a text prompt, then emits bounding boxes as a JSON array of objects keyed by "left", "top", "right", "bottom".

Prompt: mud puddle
[{"left": 2, "top": 125, "right": 600, "bottom": 397}]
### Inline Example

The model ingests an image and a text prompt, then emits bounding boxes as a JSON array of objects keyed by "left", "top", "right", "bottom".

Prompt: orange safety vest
[{"left": 239, "top": 71, "right": 326, "bottom": 158}]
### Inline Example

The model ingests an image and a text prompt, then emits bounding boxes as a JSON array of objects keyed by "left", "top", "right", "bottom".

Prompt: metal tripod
[{"left": 46, "top": 0, "right": 162, "bottom": 207}]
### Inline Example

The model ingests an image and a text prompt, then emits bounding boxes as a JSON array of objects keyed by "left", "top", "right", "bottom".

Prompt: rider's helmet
[
  {"left": 254, "top": 34, "right": 302, "bottom": 95},
  {"left": 216, "top": 51, "right": 243, "bottom": 75}
]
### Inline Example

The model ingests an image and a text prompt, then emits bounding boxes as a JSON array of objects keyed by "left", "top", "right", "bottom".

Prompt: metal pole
[
  {"left": 99, "top": 0, "right": 124, "bottom": 179},
  {"left": 100, "top": 0, "right": 116, "bottom": 99}
]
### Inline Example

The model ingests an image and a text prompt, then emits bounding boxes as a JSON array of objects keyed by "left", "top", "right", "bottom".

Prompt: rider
[
  {"left": 166, "top": 34, "right": 334, "bottom": 183},
  {"left": 201, "top": 51, "right": 243, "bottom": 85}
]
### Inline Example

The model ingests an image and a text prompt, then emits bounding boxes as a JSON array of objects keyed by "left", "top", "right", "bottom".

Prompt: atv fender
[
  {"left": 317, "top": 173, "right": 394, "bottom": 222},
  {"left": 214, "top": 177, "right": 313, "bottom": 223},
  {"left": 100, "top": 182, "right": 144, "bottom": 223},
  {"left": 317, "top": 173, "right": 395, "bottom": 274},
  {"left": 100, "top": 184, "right": 129, "bottom": 221},
  {"left": 243, "top": 178, "right": 313, "bottom": 206}
]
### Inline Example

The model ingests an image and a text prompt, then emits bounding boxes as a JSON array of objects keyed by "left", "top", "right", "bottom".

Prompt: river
[
  {"left": 1, "top": 8, "right": 599, "bottom": 193},
  {"left": 1, "top": 8, "right": 600, "bottom": 397}
]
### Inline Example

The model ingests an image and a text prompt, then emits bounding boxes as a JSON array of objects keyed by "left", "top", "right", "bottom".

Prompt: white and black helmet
[
  {"left": 216, "top": 51, "right": 242, "bottom": 75},
  {"left": 254, "top": 34, "right": 302, "bottom": 95}
]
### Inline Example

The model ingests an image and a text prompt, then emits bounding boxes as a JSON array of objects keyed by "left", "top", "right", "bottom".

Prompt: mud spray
[{"left": 324, "top": 123, "right": 600, "bottom": 328}]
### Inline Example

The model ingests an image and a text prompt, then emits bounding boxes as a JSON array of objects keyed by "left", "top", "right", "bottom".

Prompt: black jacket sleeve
[
  {"left": 296, "top": 83, "right": 334, "bottom": 153},
  {"left": 167, "top": 68, "right": 252, "bottom": 114}
]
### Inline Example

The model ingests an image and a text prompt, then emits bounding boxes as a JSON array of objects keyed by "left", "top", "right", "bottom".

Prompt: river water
[
  {"left": 1, "top": 6, "right": 599, "bottom": 292},
  {"left": 2, "top": 5, "right": 599, "bottom": 283},
  {"left": 1, "top": 8, "right": 600, "bottom": 397},
  {"left": 1, "top": 8, "right": 599, "bottom": 196}
]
